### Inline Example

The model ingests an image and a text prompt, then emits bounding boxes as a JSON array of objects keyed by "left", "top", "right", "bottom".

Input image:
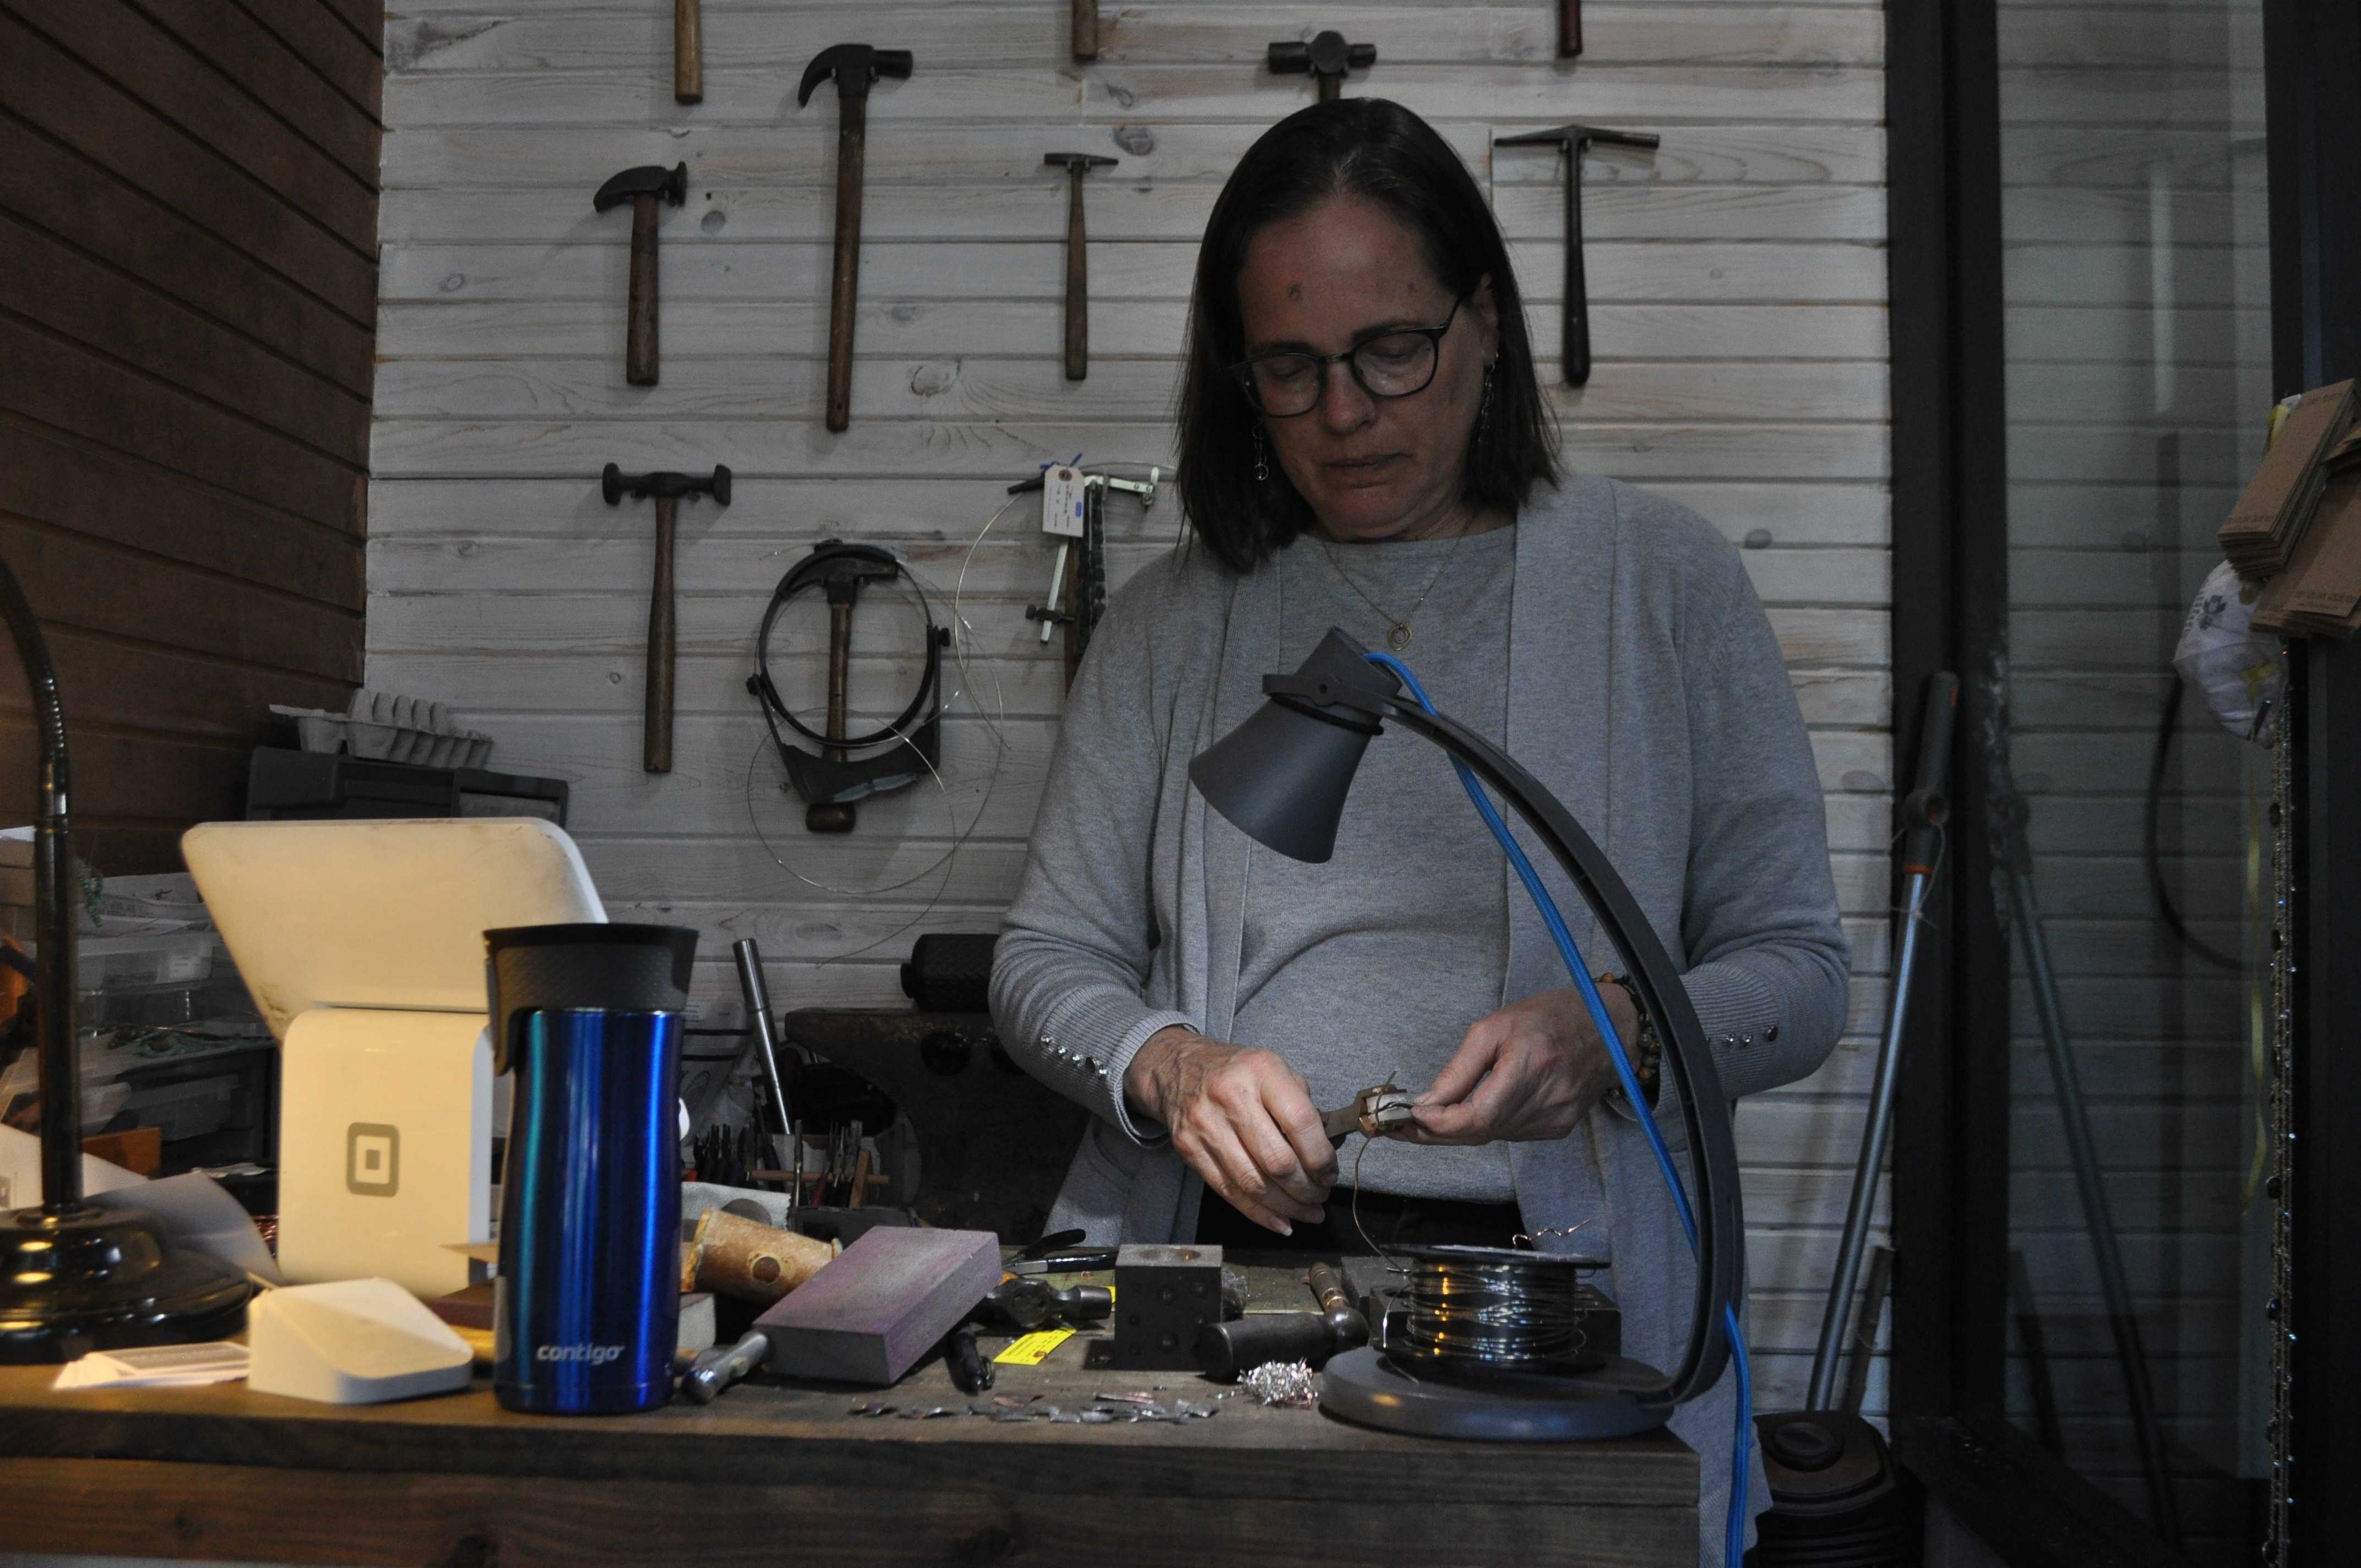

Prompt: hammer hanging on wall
[
  {"left": 1267, "top": 30, "right": 1374, "bottom": 102},
  {"left": 602, "top": 462, "right": 730, "bottom": 773},
  {"left": 1071, "top": 0, "right": 1099, "bottom": 60},
  {"left": 1558, "top": 0, "right": 1582, "bottom": 59},
  {"left": 593, "top": 162, "right": 688, "bottom": 386},
  {"left": 1492, "top": 123, "right": 1659, "bottom": 385},
  {"left": 1045, "top": 153, "right": 1117, "bottom": 382},
  {"left": 799, "top": 45, "right": 914, "bottom": 433},
  {"left": 675, "top": 0, "right": 703, "bottom": 104}
]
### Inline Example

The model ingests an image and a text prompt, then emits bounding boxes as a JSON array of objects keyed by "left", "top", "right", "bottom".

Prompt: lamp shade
[{"left": 1187, "top": 629, "right": 1401, "bottom": 863}]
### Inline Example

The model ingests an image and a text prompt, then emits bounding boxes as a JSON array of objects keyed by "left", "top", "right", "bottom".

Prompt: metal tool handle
[
  {"left": 824, "top": 84, "right": 869, "bottom": 432},
  {"left": 1804, "top": 671, "right": 1958, "bottom": 1409},
  {"left": 627, "top": 194, "right": 661, "bottom": 386},
  {"left": 644, "top": 495, "right": 676, "bottom": 772},
  {"left": 683, "top": 1329, "right": 770, "bottom": 1403},
  {"left": 1063, "top": 170, "right": 1090, "bottom": 382},
  {"left": 674, "top": 0, "right": 703, "bottom": 103},
  {"left": 732, "top": 940, "right": 794, "bottom": 1183}
]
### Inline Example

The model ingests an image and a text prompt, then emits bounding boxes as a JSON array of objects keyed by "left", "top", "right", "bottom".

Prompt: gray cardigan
[{"left": 992, "top": 474, "right": 1850, "bottom": 1554}]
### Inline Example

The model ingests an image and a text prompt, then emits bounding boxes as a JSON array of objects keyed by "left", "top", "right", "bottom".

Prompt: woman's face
[{"left": 1233, "top": 196, "right": 1498, "bottom": 543}]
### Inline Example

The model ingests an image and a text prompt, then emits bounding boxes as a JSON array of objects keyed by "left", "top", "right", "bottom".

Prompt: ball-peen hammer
[
  {"left": 602, "top": 462, "right": 730, "bottom": 773},
  {"left": 1044, "top": 153, "right": 1117, "bottom": 382}
]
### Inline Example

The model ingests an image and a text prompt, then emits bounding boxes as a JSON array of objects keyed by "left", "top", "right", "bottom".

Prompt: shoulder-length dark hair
[{"left": 1174, "top": 99, "right": 1559, "bottom": 574}]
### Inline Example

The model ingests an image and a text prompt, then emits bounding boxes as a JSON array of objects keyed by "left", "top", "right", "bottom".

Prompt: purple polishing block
[{"left": 754, "top": 1226, "right": 1001, "bottom": 1386}]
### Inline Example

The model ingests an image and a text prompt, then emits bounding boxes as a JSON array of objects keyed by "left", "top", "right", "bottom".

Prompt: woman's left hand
[{"left": 1405, "top": 986, "right": 1636, "bottom": 1145}]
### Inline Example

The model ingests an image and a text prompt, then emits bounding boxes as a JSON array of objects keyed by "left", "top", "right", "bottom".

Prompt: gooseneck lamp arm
[
  {"left": 0, "top": 552, "right": 82, "bottom": 1213},
  {"left": 1188, "top": 629, "right": 1742, "bottom": 1407}
]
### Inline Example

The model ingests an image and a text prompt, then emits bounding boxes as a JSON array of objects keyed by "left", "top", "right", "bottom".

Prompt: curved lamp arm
[
  {"left": 1373, "top": 698, "right": 1741, "bottom": 1407},
  {"left": 0, "top": 550, "right": 83, "bottom": 1213},
  {"left": 1192, "top": 629, "right": 1742, "bottom": 1408}
]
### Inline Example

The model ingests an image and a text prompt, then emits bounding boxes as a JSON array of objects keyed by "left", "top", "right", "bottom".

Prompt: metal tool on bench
[
  {"left": 748, "top": 540, "right": 947, "bottom": 832},
  {"left": 1492, "top": 124, "right": 1660, "bottom": 386},
  {"left": 978, "top": 1276, "right": 1113, "bottom": 1332},
  {"left": 798, "top": 44, "right": 913, "bottom": 432},
  {"left": 1195, "top": 1261, "right": 1367, "bottom": 1381},
  {"left": 592, "top": 162, "right": 687, "bottom": 386},
  {"left": 1044, "top": 153, "right": 1118, "bottom": 381},
  {"left": 1268, "top": 30, "right": 1374, "bottom": 102},
  {"left": 602, "top": 462, "right": 730, "bottom": 774},
  {"left": 674, "top": 0, "right": 703, "bottom": 103}
]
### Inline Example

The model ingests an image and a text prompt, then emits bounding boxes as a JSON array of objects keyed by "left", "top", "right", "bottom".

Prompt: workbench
[{"left": 0, "top": 1306, "right": 1698, "bottom": 1568}]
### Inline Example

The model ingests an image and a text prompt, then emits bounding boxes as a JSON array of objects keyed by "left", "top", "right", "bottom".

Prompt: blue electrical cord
[{"left": 1364, "top": 651, "right": 1754, "bottom": 1568}]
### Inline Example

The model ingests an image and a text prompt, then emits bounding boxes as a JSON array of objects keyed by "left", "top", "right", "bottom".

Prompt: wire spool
[{"left": 1391, "top": 1245, "right": 1610, "bottom": 1377}]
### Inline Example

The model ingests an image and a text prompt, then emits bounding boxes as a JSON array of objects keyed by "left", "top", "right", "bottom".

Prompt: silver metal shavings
[
  {"left": 1242, "top": 1359, "right": 1320, "bottom": 1408},
  {"left": 1079, "top": 1409, "right": 1116, "bottom": 1423}
]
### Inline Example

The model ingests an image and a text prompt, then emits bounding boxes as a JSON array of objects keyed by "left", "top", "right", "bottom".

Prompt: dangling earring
[
  {"left": 1477, "top": 363, "right": 1497, "bottom": 440},
  {"left": 1253, "top": 426, "right": 1270, "bottom": 482}
]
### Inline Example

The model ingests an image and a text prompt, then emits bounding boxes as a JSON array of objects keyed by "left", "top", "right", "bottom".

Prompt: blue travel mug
[{"left": 486, "top": 923, "right": 699, "bottom": 1415}]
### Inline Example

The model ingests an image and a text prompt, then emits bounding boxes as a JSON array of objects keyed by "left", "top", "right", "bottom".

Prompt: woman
[{"left": 992, "top": 100, "right": 1847, "bottom": 1553}]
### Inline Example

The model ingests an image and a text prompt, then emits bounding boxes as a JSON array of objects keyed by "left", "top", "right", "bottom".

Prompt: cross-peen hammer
[
  {"left": 602, "top": 462, "right": 730, "bottom": 774},
  {"left": 1493, "top": 123, "right": 1660, "bottom": 386},
  {"left": 1045, "top": 153, "right": 1117, "bottom": 382},
  {"left": 1268, "top": 30, "right": 1374, "bottom": 103},
  {"left": 799, "top": 44, "right": 914, "bottom": 433},
  {"left": 594, "top": 162, "right": 688, "bottom": 386}
]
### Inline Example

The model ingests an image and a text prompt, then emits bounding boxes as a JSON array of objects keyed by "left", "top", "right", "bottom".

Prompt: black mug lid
[{"left": 485, "top": 923, "right": 699, "bottom": 1073}]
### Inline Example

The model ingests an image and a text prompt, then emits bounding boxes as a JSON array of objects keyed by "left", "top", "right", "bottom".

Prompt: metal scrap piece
[
  {"left": 1079, "top": 1408, "right": 1116, "bottom": 1423},
  {"left": 1242, "top": 1359, "right": 1320, "bottom": 1408}
]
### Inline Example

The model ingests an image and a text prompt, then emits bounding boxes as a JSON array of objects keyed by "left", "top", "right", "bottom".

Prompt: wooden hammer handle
[
  {"left": 1557, "top": 0, "right": 1582, "bottom": 59},
  {"left": 1071, "top": 0, "right": 1099, "bottom": 60},
  {"left": 645, "top": 494, "right": 676, "bottom": 772},
  {"left": 674, "top": 0, "right": 703, "bottom": 104},
  {"left": 626, "top": 194, "right": 661, "bottom": 385},
  {"left": 824, "top": 89, "right": 869, "bottom": 432},
  {"left": 1063, "top": 171, "right": 1089, "bottom": 382}
]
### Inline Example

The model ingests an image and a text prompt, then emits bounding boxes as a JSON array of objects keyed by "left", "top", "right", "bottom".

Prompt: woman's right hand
[{"left": 1124, "top": 1027, "right": 1337, "bottom": 1234}]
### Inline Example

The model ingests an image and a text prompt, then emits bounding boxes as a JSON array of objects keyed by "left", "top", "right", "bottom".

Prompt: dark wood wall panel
[{"left": 0, "top": 0, "right": 380, "bottom": 872}]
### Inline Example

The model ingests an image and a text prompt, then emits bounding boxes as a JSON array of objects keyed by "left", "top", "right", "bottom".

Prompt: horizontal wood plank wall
[
  {"left": 369, "top": 0, "right": 1894, "bottom": 1413},
  {"left": 1993, "top": 0, "right": 2270, "bottom": 1551},
  {"left": 0, "top": 0, "right": 380, "bottom": 873}
]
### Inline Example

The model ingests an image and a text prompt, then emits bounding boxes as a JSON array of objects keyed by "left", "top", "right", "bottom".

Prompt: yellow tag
[{"left": 993, "top": 1329, "right": 1074, "bottom": 1366}]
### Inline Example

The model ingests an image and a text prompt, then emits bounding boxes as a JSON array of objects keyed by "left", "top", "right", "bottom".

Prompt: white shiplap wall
[{"left": 368, "top": 0, "right": 1893, "bottom": 1412}]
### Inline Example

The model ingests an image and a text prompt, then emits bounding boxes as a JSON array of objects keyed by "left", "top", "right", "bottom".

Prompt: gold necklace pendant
[{"left": 1387, "top": 624, "right": 1412, "bottom": 652}]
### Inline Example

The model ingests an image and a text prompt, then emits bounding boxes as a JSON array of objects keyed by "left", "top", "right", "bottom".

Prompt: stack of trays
[{"left": 269, "top": 689, "right": 493, "bottom": 769}]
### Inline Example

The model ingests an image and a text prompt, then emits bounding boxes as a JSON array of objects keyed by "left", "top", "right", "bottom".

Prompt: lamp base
[
  {"left": 1319, "top": 1346, "right": 1673, "bottom": 1441},
  {"left": 0, "top": 1202, "right": 254, "bottom": 1363}
]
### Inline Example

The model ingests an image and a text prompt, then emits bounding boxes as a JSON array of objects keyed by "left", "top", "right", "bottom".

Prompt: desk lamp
[
  {"left": 1188, "top": 628, "right": 1745, "bottom": 1429},
  {"left": 0, "top": 550, "right": 252, "bottom": 1361}
]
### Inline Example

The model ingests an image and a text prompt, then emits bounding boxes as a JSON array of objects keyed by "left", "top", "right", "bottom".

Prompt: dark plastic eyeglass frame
[{"left": 1228, "top": 293, "right": 1470, "bottom": 417}]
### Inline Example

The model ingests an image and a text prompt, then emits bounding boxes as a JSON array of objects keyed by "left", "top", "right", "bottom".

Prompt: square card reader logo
[{"left": 346, "top": 1123, "right": 400, "bottom": 1197}]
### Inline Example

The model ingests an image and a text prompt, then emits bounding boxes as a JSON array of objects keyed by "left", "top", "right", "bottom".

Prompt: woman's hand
[
  {"left": 1407, "top": 985, "right": 1636, "bottom": 1145},
  {"left": 1124, "top": 1027, "right": 1337, "bottom": 1234}
]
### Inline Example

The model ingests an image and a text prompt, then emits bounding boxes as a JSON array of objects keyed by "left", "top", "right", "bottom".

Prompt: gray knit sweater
[{"left": 992, "top": 474, "right": 1850, "bottom": 1554}]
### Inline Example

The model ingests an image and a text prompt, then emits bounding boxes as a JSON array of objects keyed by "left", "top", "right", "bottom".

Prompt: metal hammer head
[
  {"left": 1269, "top": 30, "right": 1375, "bottom": 78},
  {"left": 798, "top": 43, "right": 914, "bottom": 106},
  {"left": 1044, "top": 152, "right": 1118, "bottom": 177},
  {"left": 1494, "top": 122, "right": 1662, "bottom": 156},
  {"left": 593, "top": 162, "right": 689, "bottom": 213},
  {"left": 602, "top": 463, "right": 731, "bottom": 507}
]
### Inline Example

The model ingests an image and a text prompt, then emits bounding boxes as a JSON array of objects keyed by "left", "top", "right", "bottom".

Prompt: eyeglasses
[{"left": 1228, "top": 293, "right": 1468, "bottom": 418}]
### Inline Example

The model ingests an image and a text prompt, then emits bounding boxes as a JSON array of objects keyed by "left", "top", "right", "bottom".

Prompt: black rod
[{"left": 0, "top": 549, "right": 81, "bottom": 1213}]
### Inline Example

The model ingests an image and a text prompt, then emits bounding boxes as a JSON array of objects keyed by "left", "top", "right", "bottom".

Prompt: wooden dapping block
[{"left": 753, "top": 1226, "right": 1000, "bottom": 1386}]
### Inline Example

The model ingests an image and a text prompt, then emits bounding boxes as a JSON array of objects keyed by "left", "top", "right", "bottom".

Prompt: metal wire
[{"left": 1399, "top": 1251, "right": 1592, "bottom": 1370}]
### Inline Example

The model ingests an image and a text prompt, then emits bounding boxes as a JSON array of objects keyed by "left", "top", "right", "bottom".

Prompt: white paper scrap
[{"left": 53, "top": 1340, "right": 249, "bottom": 1390}]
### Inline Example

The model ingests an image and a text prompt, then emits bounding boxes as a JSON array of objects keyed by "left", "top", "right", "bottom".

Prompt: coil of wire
[{"left": 1397, "top": 1246, "right": 1599, "bottom": 1373}]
